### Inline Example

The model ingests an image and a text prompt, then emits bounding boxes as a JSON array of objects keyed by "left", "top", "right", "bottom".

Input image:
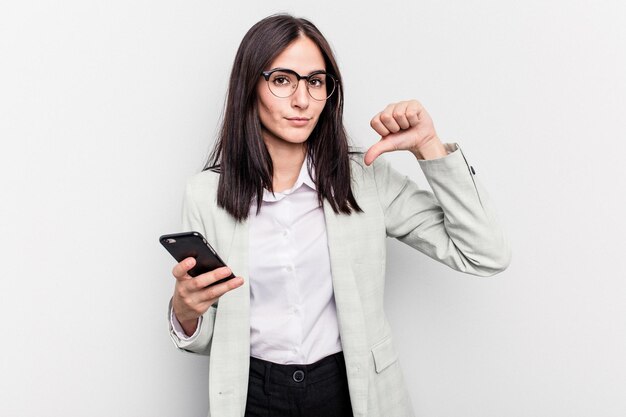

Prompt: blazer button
[{"left": 292, "top": 370, "right": 305, "bottom": 383}]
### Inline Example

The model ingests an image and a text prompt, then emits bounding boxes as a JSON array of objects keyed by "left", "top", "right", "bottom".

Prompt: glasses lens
[
  {"left": 267, "top": 71, "right": 298, "bottom": 98},
  {"left": 307, "top": 73, "right": 335, "bottom": 101},
  {"left": 266, "top": 70, "right": 337, "bottom": 100}
]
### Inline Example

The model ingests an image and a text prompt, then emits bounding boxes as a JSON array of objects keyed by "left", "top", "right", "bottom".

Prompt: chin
[
  {"left": 263, "top": 126, "right": 313, "bottom": 147},
  {"left": 282, "top": 129, "right": 313, "bottom": 144}
]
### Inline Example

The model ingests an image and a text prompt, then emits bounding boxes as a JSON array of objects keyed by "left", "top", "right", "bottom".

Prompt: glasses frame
[{"left": 261, "top": 68, "right": 338, "bottom": 101}]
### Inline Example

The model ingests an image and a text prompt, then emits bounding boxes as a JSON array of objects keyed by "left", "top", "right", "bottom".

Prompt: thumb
[{"left": 364, "top": 138, "right": 397, "bottom": 166}]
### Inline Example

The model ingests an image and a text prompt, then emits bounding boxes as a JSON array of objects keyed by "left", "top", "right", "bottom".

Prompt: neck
[{"left": 264, "top": 139, "right": 307, "bottom": 193}]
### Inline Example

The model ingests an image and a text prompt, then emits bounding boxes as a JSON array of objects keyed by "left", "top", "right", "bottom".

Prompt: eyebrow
[{"left": 269, "top": 67, "right": 327, "bottom": 75}]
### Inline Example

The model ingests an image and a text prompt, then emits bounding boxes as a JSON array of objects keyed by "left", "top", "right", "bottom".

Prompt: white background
[{"left": 1, "top": 1, "right": 625, "bottom": 416}]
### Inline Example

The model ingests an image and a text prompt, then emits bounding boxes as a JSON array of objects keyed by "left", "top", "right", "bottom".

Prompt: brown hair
[{"left": 206, "top": 14, "right": 362, "bottom": 221}]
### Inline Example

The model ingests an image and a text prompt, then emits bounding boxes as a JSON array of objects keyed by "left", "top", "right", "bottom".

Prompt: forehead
[{"left": 268, "top": 36, "right": 326, "bottom": 74}]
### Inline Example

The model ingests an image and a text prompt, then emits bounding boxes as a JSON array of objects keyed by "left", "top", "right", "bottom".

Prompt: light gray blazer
[{"left": 168, "top": 144, "right": 510, "bottom": 417}]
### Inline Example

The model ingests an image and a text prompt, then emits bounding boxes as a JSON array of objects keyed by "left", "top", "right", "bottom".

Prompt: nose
[{"left": 291, "top": 79, "right": 310, "bottom": 109}]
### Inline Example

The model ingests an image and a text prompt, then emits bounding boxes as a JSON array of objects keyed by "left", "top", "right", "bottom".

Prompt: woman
[{"left": 168, "top": 13, "right": 510, "bottom": 417}]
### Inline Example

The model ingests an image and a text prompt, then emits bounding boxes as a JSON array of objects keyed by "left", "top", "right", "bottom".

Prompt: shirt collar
[{"left": 262, "top": 158, "right": 316, "bottom": 202}]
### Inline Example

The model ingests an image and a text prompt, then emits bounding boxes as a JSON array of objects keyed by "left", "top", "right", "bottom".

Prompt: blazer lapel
[
  {"left": 323, "top": 201, "right": 369, "bottom": 417},
  {"left": 209, "top": 216, "right": 251, "bottom": 416}
]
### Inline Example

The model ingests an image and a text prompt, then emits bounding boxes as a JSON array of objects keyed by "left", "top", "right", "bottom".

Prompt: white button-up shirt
[{"left": 248, "top": 160, "right": 341, "bottom": 364}]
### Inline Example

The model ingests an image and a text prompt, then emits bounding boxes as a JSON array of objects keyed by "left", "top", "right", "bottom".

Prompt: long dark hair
[{"left": 205, "top": 14, "right": 362, "bottom": 221}]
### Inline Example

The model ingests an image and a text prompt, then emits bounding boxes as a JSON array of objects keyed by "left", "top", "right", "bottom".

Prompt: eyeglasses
[{"left": 261, "top": 68, "right": 337, "bottom": 101}]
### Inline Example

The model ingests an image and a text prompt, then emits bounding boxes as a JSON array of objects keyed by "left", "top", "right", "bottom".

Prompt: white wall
[{"left": 1, "top": 1, "right": 625, "bottom": 416}]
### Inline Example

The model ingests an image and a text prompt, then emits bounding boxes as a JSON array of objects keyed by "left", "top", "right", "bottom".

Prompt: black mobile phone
[{"left": 159, "top": 231, "right": 235, "bottom": 286}]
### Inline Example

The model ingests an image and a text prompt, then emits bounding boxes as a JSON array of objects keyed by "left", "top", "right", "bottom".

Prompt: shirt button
[
  {"left": 292, "top": 370, "right": 305, "bottom": 383},
  {"left": 283, "top": 230, "right": 289, "bottom": 237}
]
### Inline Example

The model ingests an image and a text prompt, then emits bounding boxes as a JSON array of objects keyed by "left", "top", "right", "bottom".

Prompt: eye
[
  {"left": 270, "top": 73, "right": 293, "bottom": 86},
  {"left": 307, "top": 76, "right": 325, "bottom": 88}
]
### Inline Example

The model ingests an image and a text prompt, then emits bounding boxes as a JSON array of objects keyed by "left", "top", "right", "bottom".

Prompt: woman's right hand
[{"left": 171, "top": 257, "right": 244, "bottom": 336}]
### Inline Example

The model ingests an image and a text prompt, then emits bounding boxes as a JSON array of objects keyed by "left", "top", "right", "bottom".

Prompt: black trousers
[{"left": 244, "top": 351, "right": 354, "bottom": 417}]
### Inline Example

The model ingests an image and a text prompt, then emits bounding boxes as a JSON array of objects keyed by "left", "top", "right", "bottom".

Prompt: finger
[
  {"left": 392, "top": 101, "right": 411, "bottom": 130},
  {"left": 379, "top": 103, "right": 402, "bottom": 133},
  {"left": 405, "top": 101, "right": 421, "bottom": 127},
  {"left": 175, "top": 266, "right": 239, "bottom": 306},
  {"left": 364, "top": 138, "right": 398, "bottom": 166},
  {"left": 192, "top": 266, "right": 234, "bottom": 289},
  {"left": 370, "top": 112, "right": 390, "bottom": 136},
  {"left": 406, "top": 100, "right": 433, "bottom": 128},
  {"left": 199, "top": 275, "right": 245, "bottom": 303},
  {"left": 172, "top": 257, "right": 196, "bottom": 281}
]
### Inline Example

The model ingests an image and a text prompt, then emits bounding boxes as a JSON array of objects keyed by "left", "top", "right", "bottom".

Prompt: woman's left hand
[{"left": 364, "top": 100, "right": 448, "bottom": 165}]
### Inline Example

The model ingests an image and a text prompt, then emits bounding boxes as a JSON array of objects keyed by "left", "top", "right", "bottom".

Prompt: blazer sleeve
[
  {"left": 373, "top": 143, "right": 511, "bottom": 276},
  {"left": 166, "top": 179, "right": 217, "bottom": 356}
]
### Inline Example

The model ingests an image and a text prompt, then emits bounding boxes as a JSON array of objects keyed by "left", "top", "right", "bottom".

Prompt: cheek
[
  {"left": 257, "top": 100, "right": 273, "bottom": 128},
  {"left": 312, "top": 102, "right": 327, "bottom": 121},
  {"left": 257, "top": 95, "right": 283, "bottom": 125}
]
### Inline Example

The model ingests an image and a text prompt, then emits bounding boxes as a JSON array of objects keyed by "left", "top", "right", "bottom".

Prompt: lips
[{"left": 285, "top": 116, "right": 311, "bottom": 127}]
